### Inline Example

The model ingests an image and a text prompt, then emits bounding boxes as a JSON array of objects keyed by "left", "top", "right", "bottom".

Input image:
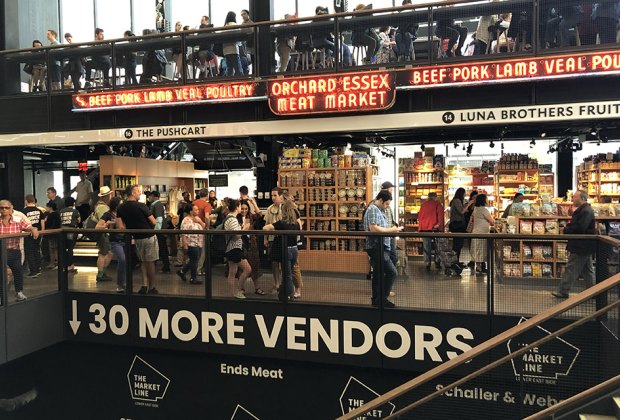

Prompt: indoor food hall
[{"left": 0, "top": 0, "right": 619, "bottom": 419}]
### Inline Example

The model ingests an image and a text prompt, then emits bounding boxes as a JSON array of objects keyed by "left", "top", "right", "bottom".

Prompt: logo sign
[
  {"left": 340, "top": 376, "right": 396, "bottom": 418},
  {"left": 72, "top": 82, "right": 264, "bottom": 112},
  {"left": 403, "top": 50, "right": 620, "bottom": 89},
  {"left": 268, "top": 71, "right": 396, "bottom": 116},
  {"left": 231, "top": 404, "right": 261, "bottom": 420},
  {"left": 507, "top": 318, "right": 580, "bottom": 385},
  {"left": 127, "top": 356, "right": 170, "bottom": 405}
]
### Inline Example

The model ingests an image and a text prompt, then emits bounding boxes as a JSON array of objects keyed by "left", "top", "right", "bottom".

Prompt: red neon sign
[
  {"left": 78, "top": 161, "right": 88, "bottom": 172},
  {"left": 405, "top": 51, "right": 620, "bottom": 88},
  {"left": 268, "top": 71, "right": 396, "bottom": 116},
  {"left": 72, "top": 82, "right": 263, "bottom": 111}
]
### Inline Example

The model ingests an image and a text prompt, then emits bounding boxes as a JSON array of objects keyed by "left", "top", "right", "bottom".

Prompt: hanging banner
[
  {"left": 399, "top": 50, "right": 620, "bottom": 89},
  {"left": 71, "top": 81, "right": 266, "bottom": 111},
  {"left": 267, "top": 71, "right": 396, "bottom": 116}
]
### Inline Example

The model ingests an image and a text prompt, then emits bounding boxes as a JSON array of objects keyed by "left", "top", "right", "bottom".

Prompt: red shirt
[
  {"left": 193, "top": 199, "right": 212, "bottom": 225},
  {"left": 0, "top": 214, "right": 30, "bottom": 249},
  {"left": 418, "top": 200, "right": 444, "bottom": 232}
]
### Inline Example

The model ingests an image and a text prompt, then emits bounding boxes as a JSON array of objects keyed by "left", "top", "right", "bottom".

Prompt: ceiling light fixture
[
  {"left": 489, "top": 140, "right": 495, "bottom": 148},
  {"left": 530, "top": 138, "right": 536, "bottom": 148}
]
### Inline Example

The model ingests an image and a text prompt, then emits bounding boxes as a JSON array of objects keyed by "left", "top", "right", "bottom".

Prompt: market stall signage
[
  {"left": 72, "top": 81, "right": 265, "bottom": 111},
  {"left": 402, "top": 50, "right": 620, "bottom": 89},
  {"left": 268, "top": 71, "right": 396, "bottom": 116}
]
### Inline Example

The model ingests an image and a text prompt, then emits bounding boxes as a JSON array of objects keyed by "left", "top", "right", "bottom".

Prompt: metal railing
[
  {"left": 1, "top": 0, "right": 618, "bottom": 96},
  {"left": 337, "top": 237, "right": 620, "bottom": 419}
]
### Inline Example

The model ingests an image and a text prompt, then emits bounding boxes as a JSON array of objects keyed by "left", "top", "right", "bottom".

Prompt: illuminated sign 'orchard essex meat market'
[{"left": 267, "top": 72, "right": 396, "bottom": 115}]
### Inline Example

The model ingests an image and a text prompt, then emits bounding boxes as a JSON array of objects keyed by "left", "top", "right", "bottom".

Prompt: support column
[
  {"left": 254, "top": 136, "right": 281, "bottom": 208},
  {"left": 0, "top": 148, "right": 25, "bottom": 207},
  {"left": 557, "top": 149, "right": 573, "bottom": 200},
  {"left": 250, "top": 0, "right": 274, "bottom": 77}
]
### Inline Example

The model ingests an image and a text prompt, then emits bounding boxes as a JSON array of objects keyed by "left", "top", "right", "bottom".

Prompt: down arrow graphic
[{"left": 69, "top": 300, "right": 81, "bottom": 335}]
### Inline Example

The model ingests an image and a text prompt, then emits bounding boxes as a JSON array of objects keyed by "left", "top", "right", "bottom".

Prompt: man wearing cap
[{"left": 93, "top": 186, "right": 113, "bottom": 282}]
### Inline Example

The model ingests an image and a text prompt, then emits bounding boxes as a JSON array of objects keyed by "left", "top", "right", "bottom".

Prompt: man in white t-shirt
[{"left": 71, "top": 172, "right": 93, "bottom": 224}]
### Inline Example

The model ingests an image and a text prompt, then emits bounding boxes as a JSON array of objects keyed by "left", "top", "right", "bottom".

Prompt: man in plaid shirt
[{"left": 0, "top": 200, "right": 35, "bottom": 301}]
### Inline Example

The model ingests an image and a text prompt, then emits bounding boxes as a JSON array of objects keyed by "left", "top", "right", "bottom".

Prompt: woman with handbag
[
  {"left": 237, "top": 200, "right": 265, "bottom": 295},
  {"left": 448, "top": 188, "right": 466, "bottom": 261},
  {"left": 470, "top": 194, "right": 494, "bottom": 275}
]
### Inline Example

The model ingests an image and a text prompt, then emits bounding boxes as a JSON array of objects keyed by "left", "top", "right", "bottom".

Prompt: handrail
[
  {"left": 1, "top": 228, "right": 607, "bottom": 241},
  {"left": 524, "top": 374, "right": 620, "bottom": 420},
  {"left": 337, "top": 271, "right": 620, "bottom": 419}
]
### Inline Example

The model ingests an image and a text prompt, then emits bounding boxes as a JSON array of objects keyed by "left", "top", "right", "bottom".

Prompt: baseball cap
[{"left": 381, "top": 181, "right": 395, "bottom": 189}]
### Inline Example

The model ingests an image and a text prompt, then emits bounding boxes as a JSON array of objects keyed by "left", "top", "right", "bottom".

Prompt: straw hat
[{"left": 98, "top": 186, "right": 113, "bottom": 197}]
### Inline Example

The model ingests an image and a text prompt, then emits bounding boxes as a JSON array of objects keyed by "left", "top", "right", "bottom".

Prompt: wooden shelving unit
[
  {"left": 577, "top": 163, "right": 620, "bottom": 201},
  {"left": 99, "top": 155, "right": 197, "bottom": 213},
  {"left": 494, "top": 168, "right": 555, "bottom": 213},
  {"left": 278, "top": 166, "right": 373, "bottom": 273},
  {"left": 401, "top": 168, "right": 446, "bottom": 257}
]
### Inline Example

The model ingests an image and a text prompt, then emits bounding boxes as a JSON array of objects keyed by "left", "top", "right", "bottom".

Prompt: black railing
[
  {"left": 1, "top": 0, "right": 619, "bottom": 96},
  {"left": 2, "top": 229, "right": 618, "bottom": 316}
]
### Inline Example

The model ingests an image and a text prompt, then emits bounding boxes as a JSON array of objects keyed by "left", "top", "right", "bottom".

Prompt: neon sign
[
  {"left": 78, "top": 161, "right": 88, "bottom": 172},
  {"left": 403, "top": 51, "right": 620, "bottom": 89},
  {"left": 72, "top": 82, "right": 264, "bottom": 111},
  {"left": 268, "top": 72, "right": 396, "bottom": 115}
]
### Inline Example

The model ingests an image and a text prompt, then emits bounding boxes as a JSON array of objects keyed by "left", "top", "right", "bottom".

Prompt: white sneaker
[{"left": 16, "top": 291, "right": 27, "bottom": 301}]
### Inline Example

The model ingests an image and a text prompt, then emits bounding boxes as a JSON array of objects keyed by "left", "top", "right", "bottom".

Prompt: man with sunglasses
[{"left": 0, "top": 200, "right": 35, "bottom": 301}]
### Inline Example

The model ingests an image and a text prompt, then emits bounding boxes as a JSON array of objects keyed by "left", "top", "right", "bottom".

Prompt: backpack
[
  {"left": 212, "top": 215, "right": 236, "bottom": 253},
  {"left": 84, "top": 204, "right": 106, "bottom": 241}
]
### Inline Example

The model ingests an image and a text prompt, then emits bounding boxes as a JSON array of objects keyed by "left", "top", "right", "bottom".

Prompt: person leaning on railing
[
  {"left": 0, "top": 200, "right": 35, "bottom": 301},
  {"left": 553, "top": 190, "right": 596, "bottom": 299}
]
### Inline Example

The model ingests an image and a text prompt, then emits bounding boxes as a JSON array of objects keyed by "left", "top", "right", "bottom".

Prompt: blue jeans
[
  {"left": 367, "top": 246, "right": 397, "bottom": 303},
  {"left": 110, "top": 241, "right": 126, "bottom": 288},
  {"left": 225, "top": 54, "right": 243, "bottom": 76},
  {"left": 182, "top": 246, "right": 201, "bottom": 281},
  {"left": 281, "top": 246, "right": 298, "bottom": 299}
]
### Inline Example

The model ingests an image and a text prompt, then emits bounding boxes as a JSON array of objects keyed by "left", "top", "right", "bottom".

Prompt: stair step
[{"left": 578, "top": 415, "right": 616, "bottom": 420}]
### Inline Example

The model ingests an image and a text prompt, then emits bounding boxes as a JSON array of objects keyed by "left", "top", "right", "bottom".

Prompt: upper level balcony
[{"left": 1, "top": 0, "right": 619, "bottom": 98}]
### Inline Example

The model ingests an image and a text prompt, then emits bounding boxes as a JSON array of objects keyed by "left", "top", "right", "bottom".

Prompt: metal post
[
  {"left": 58, "top": 232, "right": 67, "bottom": 292},
  {"left": 181, "top": 31, "right": 187, "bottom": 85},
  {"left": 280, "top": 233, "right": 288, "bottom": 303},
  {"left": 378, "top": 236, "right": 385, "bottom": 310},
  {"left": 334, "top": 15, "right": 340, "bottom": 71},
  {"left": 205, "top": 231, "right": 212, "bottom": 300},
  {"left": 110, "top": 41, "right": 116, "bottom": 89},
  {"left": 125, "top": 233, "right": 133, "bottom": 295},
  {"left": 427, "top": 5, "right": 434, "bottom": 65},
  {"left": 0, "top": 239, "right": 7, "bottom": 307},
  {"left": 45, "top": 49, "right": 52, "bottom": 131},
  {"left": 487, "top": 237, "right": 494, "bottom": 317},
  {"left": 253, "top": 26, "right": 260, "bottom": 77}
]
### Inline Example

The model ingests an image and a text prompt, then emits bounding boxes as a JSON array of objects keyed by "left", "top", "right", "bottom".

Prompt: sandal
[
  {"left": 293, "top": 293, "right": 301, "bottom": 299},
  {"left": 255, "top": 288, "right": 266, "bottom": 295}
]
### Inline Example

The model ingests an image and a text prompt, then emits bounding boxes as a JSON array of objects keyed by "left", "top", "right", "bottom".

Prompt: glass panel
[
  {"left": 96, "top": 0, "right": 131, "bottom": 39},
  {"left": 60, "top": 0, "right": 95, "bottom": 42},
  {"left": 273, "top": 0, "right": 296, "bottom": 21},
  {"left": 170, "top": 0, "right": 207, "bottom": 30},
  {"left": 371, "top": 0, "right": 396, "bottom": 10},
  {"left": 133, "top": 0, "right": 158, "bottom": 34},
  {"left": 297, "top": 2, "right": 319, "bottom": 19},
  {"left": 210, "top": 0, "right": 250, "bottom": 27}
]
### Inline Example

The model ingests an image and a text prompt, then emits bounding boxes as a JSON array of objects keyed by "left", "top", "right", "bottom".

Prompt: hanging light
[
  {"left": 489, "top": 140, "right": 495, "bottom": 148},
  {"left": 530, "top": 138, "right": 536, "bottom": 148},
  {"left": 453, "top": 141, "right": 459, "bottom": 149},
  {"left": 420, "top": 143, "right": 426, "bottom": 152}
]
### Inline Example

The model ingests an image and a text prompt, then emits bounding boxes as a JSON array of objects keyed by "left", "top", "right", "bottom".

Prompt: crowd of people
[{"left": 21, "top": 1, "right": 620, "bottom": 91}]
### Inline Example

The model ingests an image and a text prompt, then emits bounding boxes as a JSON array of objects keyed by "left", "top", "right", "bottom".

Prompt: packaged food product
[
  {"left": 523, "top": 263, "right": 533, "bottom": 277},
  {"left": 545, "top": 220, "right": 558, "bottom": 235},
  {"left": 532, "top": 245, "right": 544, "bottom": 259},
  {"left": 520, "top": 221, "right": 533, "bottom": 234},
  {"left": 522, "top": 203, "right": 531, "bottom": 217},
  {"left": 542, "top": 264, "right": 553, "bottom": 277},
  {"left": 543, "top": 246, "right": 553, "bottom": 258},
  {"left": 533, "top": 221, "right": 545, "bottom": 235},
  {"left": 503, "top": 246, "right": 512, "bottom": 259},
  {"left": 608, "top": 222, "right": 620, "bottom": 236},
  {"left": 523, "top": 244, "right": 532, "bottom": 258},
  {"left": 530, "top": 204, "right": 541, "bottom": 216}
]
